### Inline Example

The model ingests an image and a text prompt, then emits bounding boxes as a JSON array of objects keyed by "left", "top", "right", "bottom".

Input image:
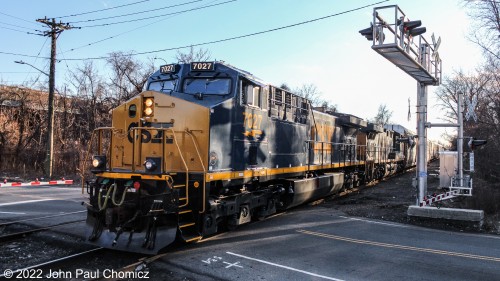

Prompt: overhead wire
[
  {"left": 0, "top": 11, "right": 43, "bottom": 26},
  {"left": 0, "top": 26, "right": 42, "bottom": 36},
  {"left": 60, "top": 0, "right": 226, "bottom": 54},
  {"left": 63, "top": 0, "right": 390, "bottom": 61},
  {"left": 76, "top": 0, "right": 235, "bottom": 28},
  {"left": 54, "top": 0, "right": 152, "bottom": 19},
  {"left": 0, "top": 21, "right": 39, "bottom": 31},
  {"left": 21, "top": 37, "right": 50, "bottom": 87},
  {"left": 68, "top": 0, "right": 203, "bottom": 24},
  {"left": 0, "top": 0, "right": 388, "bottom": 61}
]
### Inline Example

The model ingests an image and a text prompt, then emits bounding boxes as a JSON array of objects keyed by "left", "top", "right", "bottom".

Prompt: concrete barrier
[{"left": 407, "top": 206, "right": 484, "bottom": 222}]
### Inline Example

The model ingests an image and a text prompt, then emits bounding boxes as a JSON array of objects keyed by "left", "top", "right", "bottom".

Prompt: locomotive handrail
[
  {"left": 128, "top": 126, "right": 191, "bottom": 208},
  {"left": 166, "top": 128, "right": 190, "bottom": 208},
  {"left": 80, "top": 127, "right": 115, "bottom": 193},
  {"left": 185, "top": 129, "right": 207, "bottom": 214}
]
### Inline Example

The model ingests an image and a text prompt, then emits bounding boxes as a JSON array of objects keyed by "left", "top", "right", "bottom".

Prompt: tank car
[{"left": 82, "top": 61, "right": 429, "bottom": 254}]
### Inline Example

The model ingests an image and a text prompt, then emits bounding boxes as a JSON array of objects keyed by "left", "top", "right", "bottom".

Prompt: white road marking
[
  {"left": 226, "top": 252, "right": 345, "bottom": 281},
  {"left": 0, "top": 211, "right": 26, "bottom": 214},
  {"left": 339, "top": 216, "right": 410, "bottom": 228},
  {"left": 0, "top": 198, "right": 55, "bottom": 206},
  {"left": 223, "top": 261, "right": 243, "bottom": 269}
]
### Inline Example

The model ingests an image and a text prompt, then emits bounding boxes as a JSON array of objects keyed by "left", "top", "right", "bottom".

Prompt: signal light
[
  {"left": 359, "top": 24, "right": 384, "bottom": 43},
  {"left": 468, "top": 138, "right": 487, "bottom": 151},
  {"left": 400, "top": 19, "right": 426, "bottom": 37},
  {"left": 359, "top": 25, "right": 373, "bottom": 41}
]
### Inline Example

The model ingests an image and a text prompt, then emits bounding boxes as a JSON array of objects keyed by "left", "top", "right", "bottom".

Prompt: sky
[{"left": 0, "top": 0, "right": 483, "bottom": 142}]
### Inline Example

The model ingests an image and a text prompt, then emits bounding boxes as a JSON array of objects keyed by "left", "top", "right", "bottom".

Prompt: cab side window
[{"left": 241, "top": 80, "right": 261, "bottom": 108}]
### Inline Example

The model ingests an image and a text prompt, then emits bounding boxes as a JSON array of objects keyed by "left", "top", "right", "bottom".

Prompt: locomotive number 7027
[
  {"left": 191, "top": 62, "right": 214, "bottom": 71},
  {"left": 243, "top": 112, "right": 263, "bottom": 130}
]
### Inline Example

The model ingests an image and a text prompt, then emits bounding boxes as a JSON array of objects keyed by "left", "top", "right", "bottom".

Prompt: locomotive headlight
[
  {"left": 144, "top": 159, "right": 156, "bottom": 170},
  {"left": 145, "top": 98, "right": 154, "bottom": 107},
  {"left": 144, "top": 107, "right": 153, "bottom": 116},
  {"left": 91, "top": 155, "right": 106, "bottom": 173},
  {"left": 143, "top": 97, "right": 154, "bottom": 117},
  {"left": 144, "top": 157, "right": 161, "bottom": 174}
]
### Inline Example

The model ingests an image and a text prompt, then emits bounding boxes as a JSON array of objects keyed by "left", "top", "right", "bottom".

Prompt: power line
[
  {"left": 77, "top": 0, "right": 235, "bottom": 28},
  {"left": 60, "top": 0, "right": 226, "bottom": 54},
  {"left": 0, "top": 20, "right": 39, "bottom": 31},
  {"left": 69, "top": 0, "right": 202, "bottom": 24},
  {"left": 21, "top": 37, "right": 50, "bottom": 86},
  {"left": 55, "top": 0, "right": 152, "bottom": 19},
  {"left": 0, "top": 11, "right": 43, "bottom": 26},
  {"left": 0, "top": 25, "right": 31, "bottom": 33},
  {"left": 0, "top": 26, "right": 42, "bottom": 36},
  {"left": 64, "top": 0, "right": 390, "bottom": 60},
  {"left": 0, "top": 0, "right": 388, "bottom": 61},
  {"left": 0, "top": 50, "right": 43, "bottom": 58}
]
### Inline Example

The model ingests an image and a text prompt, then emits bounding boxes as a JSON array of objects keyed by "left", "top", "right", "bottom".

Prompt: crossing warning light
[
  {"left": 468, "top": 137, "right": 487, "bottom": 151},
  {"left": 400, "top": 19, "right": 426, "bottom": 37}
]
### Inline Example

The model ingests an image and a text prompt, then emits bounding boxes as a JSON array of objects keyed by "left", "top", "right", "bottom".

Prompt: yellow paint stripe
[
  {"left": 206, "top": 161, "right": 365, "bottom": 182},
  {"left": 179, "top": 210, "right": 192, "bottom": 214},
  {"left": 185, "top": 236, "right": 202, "bottom": 243},
  {"left": 180, "top": 223, "right": 195, "bottom": 228},
  {"left": 297, "top": 230, "right": 500, "bottom": 262},
  {"left": 97, "top": 172, "right": 172, "bottom": 181}
]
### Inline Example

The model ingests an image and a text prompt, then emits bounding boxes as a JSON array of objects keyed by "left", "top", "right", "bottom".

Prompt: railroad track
[
  {"left": 0, "top": 219, "right": 86, "bottom": 242},
  {"left": 0, "top": 248, "right": 103, "bottom": 279},
  {"left": 0, "top": 210, "right": 86, "bottom": 227},
  {"left": 0, "top": 210, "right": 86, "bottom": 242}
]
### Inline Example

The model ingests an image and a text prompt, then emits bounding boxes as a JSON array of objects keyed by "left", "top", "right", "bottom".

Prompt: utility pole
[{"left": 36, "top": 17, "right": 75, "bottom": 178}]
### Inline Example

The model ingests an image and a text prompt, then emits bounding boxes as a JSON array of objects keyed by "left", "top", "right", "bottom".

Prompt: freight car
[{"left": 83, "top": 61, "right": 436, "bottom": 254}]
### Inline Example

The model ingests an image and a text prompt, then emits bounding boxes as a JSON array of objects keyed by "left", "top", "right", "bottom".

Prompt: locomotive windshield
[
  {"left": 183, "top": 78, "right": 231, "bottom": 96},
  {"left": 148, "top": 79, "right": 176, "bottom": 93}
]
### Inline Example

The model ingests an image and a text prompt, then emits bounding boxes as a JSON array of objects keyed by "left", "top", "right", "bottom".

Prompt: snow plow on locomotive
[{"left": 82, "top": 61, "right": 437, "bottom": 254}]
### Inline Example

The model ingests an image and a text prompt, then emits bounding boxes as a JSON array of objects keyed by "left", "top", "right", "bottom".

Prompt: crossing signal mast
[{"left": 359, "top": 5, "right": 442, "bottom": 206}]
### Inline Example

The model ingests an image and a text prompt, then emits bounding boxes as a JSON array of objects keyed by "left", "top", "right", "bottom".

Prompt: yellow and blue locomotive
[{"left": 83, "top": 61, "right": 422, "bottom": 253}]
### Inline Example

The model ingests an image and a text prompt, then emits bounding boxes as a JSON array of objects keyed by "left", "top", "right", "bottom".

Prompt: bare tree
[
  {"left": 450, "top": 0, "right": 500, "bottom": 180},
  {"left": 0, "top": 86, "right": 46, "bottom": 173},
  {"left": 175, "top": 46, "right": 211, "bottom": 63},
  {"left": 372, "top": 104, "right": 393, "bottom": 126},
  {"left": 295, "top": 83, "right": 322, "bottom": 105},
  {"left": 464, "top": 0, "right": 500, "bottom": 60},
  {"left": 435, "top": 70, "right": 490, "bottom": 124},
  {"left": 106, "top": 52, "right": 155, "bottom": 105},
  {"left": 294, "top": 83, "right": 338, "bottom": 111}
]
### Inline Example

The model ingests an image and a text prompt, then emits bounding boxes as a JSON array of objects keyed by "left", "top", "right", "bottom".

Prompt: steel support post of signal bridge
[
  {"left": 416, "top": 82, "right": 428, "bottom": 205},
  {"left": 457, "top": 92, "right": 464, "bottom": 187}
]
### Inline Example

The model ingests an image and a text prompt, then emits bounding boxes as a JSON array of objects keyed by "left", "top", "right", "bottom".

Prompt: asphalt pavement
[{"left": 1, "top": 185, "right": 499, "bottom": 281}]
